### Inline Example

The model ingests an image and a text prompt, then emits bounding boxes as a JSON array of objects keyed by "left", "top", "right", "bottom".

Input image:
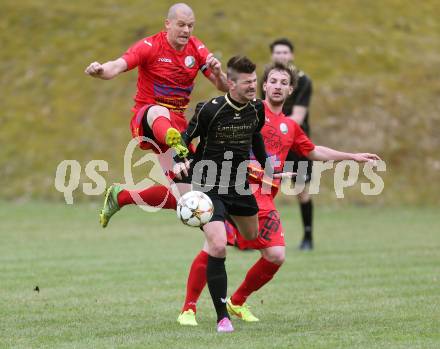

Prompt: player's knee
[
  {"left": 207, "top": 234, "right": 227, "bottom": 257},
  {"left": 209, "top": 242, "right": 226, "bottom": 257},
  {"left": 273, "top": 253, "right": 285, "bottom": 265},
  {"left": 264, "top": 251, "right": 285, "bottom": 265},
  {"left": 298, "top": 191, "right": 310, "bottom": 203},
  {"left": 146, "top": 105, "right": 170, "bottom": 127}
]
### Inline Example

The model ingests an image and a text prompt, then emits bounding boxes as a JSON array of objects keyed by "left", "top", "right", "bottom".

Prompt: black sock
[
  {"left": 206, "top": 255, "right": 229, "bottom": 322},
  {"left": 300, "top": 200, "right": 313, "bottom": 241}
]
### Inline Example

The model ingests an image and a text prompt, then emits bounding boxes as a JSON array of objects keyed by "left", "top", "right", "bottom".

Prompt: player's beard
[
  {"left": 269, "top": 98, "right": 284, "bottom": 107},
  {"left": 268, "top": 92, "right": 285, "bottom": 106}
]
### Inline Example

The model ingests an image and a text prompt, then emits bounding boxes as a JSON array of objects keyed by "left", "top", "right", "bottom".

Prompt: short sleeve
[
  {"left": 183, "top": 101, "right": 209, "bottom": 144},
  {"left": 193, "top": 37, "right": 212, "bottom": 77},
  {"left": 121, "top": 39, "right": 153, "bottom": 71},
  {"left": 290, "top": 122, "right": 315, "bottom": 156},
  {"left": 294, "top": 75, "right": 312, "bottom": 107},
  {"left": 256, "top": 100, "right": 265, "bottom": 131}
]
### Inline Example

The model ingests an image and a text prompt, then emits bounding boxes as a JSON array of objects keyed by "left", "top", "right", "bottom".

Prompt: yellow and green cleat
[
  {"left": 99, "top": 184, "right": 123, "bottom": 228},
  {"left": 165, "top": 127, "right": 189, "bottom": 159},
  {"left": 227, "top": 299, "right": 259, "bottom": 322},
  {"left": 177, "top": 309, "right": 198, "bottom": 326}
]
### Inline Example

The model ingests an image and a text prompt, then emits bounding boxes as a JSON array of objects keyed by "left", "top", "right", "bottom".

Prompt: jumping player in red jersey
[
  {"left": 84, "top": 3, "right": 228, "bottom": 227},
  {"left": 176, "top": 62, "right": 381, "bottom": 326}
]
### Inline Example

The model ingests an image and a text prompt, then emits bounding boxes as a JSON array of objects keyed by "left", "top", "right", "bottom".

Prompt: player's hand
[
  {"left": 173, "top": 158, "right": 191, "bottom": 180},
  {"left": 206, "top": 53, "right": 222, "bottom": 76},
  {"left": 85, "top": 61, "right": 104, "bottom": 77},
  {"left": 351, "top": 153, "right": 381, "bottom": 164},
  {"left": 273, "top": 171, "right": 297, "bottom": 179}
]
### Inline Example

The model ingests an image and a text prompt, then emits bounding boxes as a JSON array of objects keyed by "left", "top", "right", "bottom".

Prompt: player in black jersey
[
  {"left": 177, "top": 56, "right": 293, "bottom": 332},
  {"left": 266, "top": 38, "right": 315, "bottom": 251}
]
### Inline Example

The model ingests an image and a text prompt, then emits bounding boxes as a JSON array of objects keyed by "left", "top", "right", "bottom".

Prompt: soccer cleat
[
  {"left": 177, "top": 309, "right": 198, "bottom": 326},
  {"left": 217, "top": 317, "right": 234, "bottom": 333},
  {"left": 299, "top": 239, "right": 313, "bottom": 251},
  {"left": 227, "top": 299, "right": 259, "bottom": 322},
  {"left": 165, "top": 127, "right": 188, "bottom": 158},
  {"left": 99, "top": 184, "right": 123, "bottom": 228}
]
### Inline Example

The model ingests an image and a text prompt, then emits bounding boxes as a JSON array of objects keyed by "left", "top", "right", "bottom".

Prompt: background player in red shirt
[
  {"left": 177, "top": 62, "right": 380, "bottom": 325},
  {"left": 265, "top": 38, "right": 316, "bottom": 250},
  {"left": 84, "top": 3, "right": 228, "bottom": 227}
]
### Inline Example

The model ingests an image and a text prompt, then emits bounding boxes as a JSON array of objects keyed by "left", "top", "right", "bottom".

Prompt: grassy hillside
[{"left": 1, "top": 0, "right": 439, "bottom": 204}]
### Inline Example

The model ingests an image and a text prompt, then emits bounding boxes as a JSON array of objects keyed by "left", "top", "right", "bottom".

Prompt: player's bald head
[{"left": 167, "top": 3, "right": 194, "bottom": 19}]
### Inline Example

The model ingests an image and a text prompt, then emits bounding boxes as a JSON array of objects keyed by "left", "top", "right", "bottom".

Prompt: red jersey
[
  {"left": 249, "top": 101, "right": 315, "bottom": 207},
  {"left": 122, "top": 31, "right": 212, "bottom": 113}
]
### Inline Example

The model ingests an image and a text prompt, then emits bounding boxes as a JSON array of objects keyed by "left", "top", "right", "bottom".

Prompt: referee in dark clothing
[{"left": 262, "top": 38, "right": 315, "bottom": 250}]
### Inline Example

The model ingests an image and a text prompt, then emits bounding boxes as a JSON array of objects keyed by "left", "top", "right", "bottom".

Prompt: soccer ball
[{"left": 177, "top": 191, "right": 214, "bottom": 227}]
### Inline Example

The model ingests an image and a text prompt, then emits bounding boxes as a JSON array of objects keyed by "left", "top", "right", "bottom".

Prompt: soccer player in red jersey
[
  {"left": 84, "top": 3, "right": 228, "bottom": 227},
  {"left": 177, "top": 62, "right": 381, "bottom": 326},
  {"left": 262, "top": 38, "right": 316, "bottom": 250}
]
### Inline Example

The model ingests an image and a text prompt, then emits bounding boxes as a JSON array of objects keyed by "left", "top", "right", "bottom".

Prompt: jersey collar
[{"left": 225, "top": 93, "right": 249, "bottom": 111}]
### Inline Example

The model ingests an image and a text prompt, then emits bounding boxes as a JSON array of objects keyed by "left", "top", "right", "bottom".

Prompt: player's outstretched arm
[
  {"left": 308, "top": 146, "right": 381, "bottom": 163},
  {"left": 85, "top": 58, "right": 127, "bottom": 80},
  {"left": 205, "top": 53, "right": 228, "bottom": 92}
]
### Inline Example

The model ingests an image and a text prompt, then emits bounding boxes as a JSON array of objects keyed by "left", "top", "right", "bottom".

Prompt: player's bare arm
[
  {"left": 205, "top": 53, "right": 228, "bottom": 92},
  {"left": 308, "top": 146, "right": 381, "bottom": 163},
  {"left": 84, "top": 58, "right": 127, "bottom": 80}
]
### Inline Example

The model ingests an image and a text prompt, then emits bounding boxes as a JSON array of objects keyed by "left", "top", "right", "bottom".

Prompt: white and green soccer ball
[{"left": 177, "top": 191, "right": 214, "bottom": 227}]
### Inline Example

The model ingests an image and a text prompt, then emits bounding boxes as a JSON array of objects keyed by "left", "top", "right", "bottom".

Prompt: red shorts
[
  {"left": 129, "top": 104, "right": 194, "bottom": 182},
  {"left": 130, "top": 104, "right": 188, "bottom": 152},
  {"left": 226, "top": 209, "right": 285, "bottom": 250}
]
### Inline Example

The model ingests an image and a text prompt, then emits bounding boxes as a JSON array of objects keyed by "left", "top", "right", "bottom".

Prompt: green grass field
[{"left": 0, "top": 202, "right": 438, "bottom": 348}]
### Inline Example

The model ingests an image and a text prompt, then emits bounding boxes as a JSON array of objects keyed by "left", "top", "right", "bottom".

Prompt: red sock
[
  {"left": 151, "top": 116, "right": 172, "bottom": 145},
  {"left": 182, "top": 250, "right": 209, "bottom": 313},
  {"left": 230, "top": 257, "right": 281, "bottom": 306},
  {"left": 117, "top": 185, "right": 177, "bottom": 209}
]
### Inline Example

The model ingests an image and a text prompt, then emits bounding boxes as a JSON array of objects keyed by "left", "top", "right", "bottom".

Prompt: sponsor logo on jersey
[
  {"left": 197, "top": 45, "right": 205, "bottom": 50},
  {"left": 153, "top": 82, "right": 193, "bottom": 97},
  {"left": 185, "top": 55, "right": 196, "bottom": 68},
  {"left": 143, "top": 40, "right": 152, "bottom": 46},
  {"left": 158, "top": 57, "right": 172, "bottom": 63},
  {"left": 280, "top": 122, "right": 288, "bottom": 134}
]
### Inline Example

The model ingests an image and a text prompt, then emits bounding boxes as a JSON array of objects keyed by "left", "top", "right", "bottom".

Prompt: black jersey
[
  {"left": 182, "top": 93, "right": 267, "bottom": 192},
  {"left": 261, "top": 69, "right": 312, "bottom": 136},
  {"left": 283, "top": 71, "right": 312, "bottom": 135}
]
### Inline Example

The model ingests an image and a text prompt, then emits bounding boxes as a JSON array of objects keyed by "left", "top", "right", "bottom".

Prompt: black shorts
[
  {"left": 286, "top": 151, "right": 313, "bottom": 184},
  {"left": 207, "top": 191, "right": 259, "bottom": 222}
]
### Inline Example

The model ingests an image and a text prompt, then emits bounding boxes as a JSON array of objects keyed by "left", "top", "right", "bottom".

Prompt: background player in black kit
[
  {"left": 178, "top": 56, "right": 293, "bottom": 333},
  {"left": 266, "top": 38, "right": 315, "bottom": 250}
]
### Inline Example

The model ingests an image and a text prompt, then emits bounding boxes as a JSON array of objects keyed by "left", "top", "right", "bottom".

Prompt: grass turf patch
[{"left": 0, "top": 202, "right": 438, "bottom": 348}]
